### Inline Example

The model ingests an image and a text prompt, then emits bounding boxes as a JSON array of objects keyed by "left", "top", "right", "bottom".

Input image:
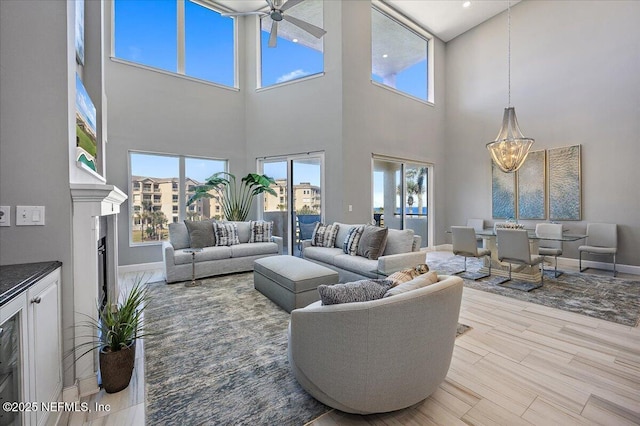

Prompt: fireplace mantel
[{"left": 70, "top": 183, "right": 127, "bottom": 395}]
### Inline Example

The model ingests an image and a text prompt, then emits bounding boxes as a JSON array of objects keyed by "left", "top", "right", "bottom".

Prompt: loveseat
[
  {"left": 302, "top": 222, "right": 426, "bottom": 282},
  {"left": 163, "top": 221, "right": 283, "bottom": 284},
  {"left": 288, "top": 274, "right": 464, "bottom": 414}
]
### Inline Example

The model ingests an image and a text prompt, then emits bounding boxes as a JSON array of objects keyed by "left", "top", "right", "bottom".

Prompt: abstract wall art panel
[
  {"left": 517, "top": 150, "right": 546, "bottom": 220},
  {"left": 549, "top": 145, "right": 581, "bottom": 220},
  {"left": 492, "top": 161, "right": 516, "bottom": 219}
]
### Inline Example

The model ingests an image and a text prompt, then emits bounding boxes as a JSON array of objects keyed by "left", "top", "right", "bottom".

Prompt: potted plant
[
  {"left": 77, "top": 278, "right": 150, "bottom": 393},
  {"left": 187, "top": 172, "right": 277, "bottom": 221}
]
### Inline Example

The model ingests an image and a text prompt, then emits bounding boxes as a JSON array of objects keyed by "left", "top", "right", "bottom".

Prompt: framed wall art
[
  {"left": 517, "top": 150, "right": 546, "bottom": 220},
  {"left": 492, "top": 161, "right": 516, "bottom": 219},
  {"left": 548, "top": 144, "right": 581, "bottom": 220}
]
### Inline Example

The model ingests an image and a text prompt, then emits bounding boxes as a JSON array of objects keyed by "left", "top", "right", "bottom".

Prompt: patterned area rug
[
  {"left": 427, "top": 255, "right": 640, "bottom": 327},
  {"left": 144, "top": 272, "right": 471, "bottom": 424}
]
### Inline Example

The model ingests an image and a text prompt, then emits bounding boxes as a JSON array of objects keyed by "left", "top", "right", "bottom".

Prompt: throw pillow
[
  {"left": 343, "top": 225, "right": 364, "bottom": 256},
  {"left": 249, "top": 220, "right": 273, "bottom": 243},
  {"left": 383, "top": 228, "right": 415, "bottom": 256},
  {"left": 318, "top": 279, "right": 394, "bottom": 305},
  {"left": 384, "top": 271, "right": 439, "bottom": 298},
  {"left": 311, "top": 223, "right": 340, "bottom": 248},
  {"left": 356, "top": 225, "right": 388, "bottom": 260},
  {"left": 184, "top": 220, "right": 215, "bottom": 248},
  {"left": 386, "top": 268, "right": 422, "bottom": 287},
  {"left": 213, "top": 222, "right": 240, "bottom": 246},
  {"left": 169, "top": 222, "right": 190, "bottom": 250}
]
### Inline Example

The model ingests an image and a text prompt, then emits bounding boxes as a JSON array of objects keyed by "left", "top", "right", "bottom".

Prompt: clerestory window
[
  {"left": 371, "top": 2, "right": 433, "bottom": 103},
  {"left": 114, "top": 0, "right": 236, "bottom": 88}
]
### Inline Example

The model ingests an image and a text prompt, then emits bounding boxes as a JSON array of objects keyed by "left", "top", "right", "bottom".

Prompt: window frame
[
  {"left": 370, "top": 1, "right": 435, "bottom": 105},
  {"left": 256, "top": 0, "right": 325, "bottom": 90},
  {"left": 111, "top": 0, "right": 239, "bottom": 90},
  {"left": 127, "top": 150, "right": 228, "bottom": 247}
]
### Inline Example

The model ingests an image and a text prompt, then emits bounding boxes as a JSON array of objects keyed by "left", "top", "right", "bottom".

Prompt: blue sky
[{"left": 117, "top": 0, "right": 425, "bottom": 186}]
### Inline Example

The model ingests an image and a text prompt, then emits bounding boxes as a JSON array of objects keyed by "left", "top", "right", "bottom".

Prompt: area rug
[
  {"left": 144, "top": 272, "right": 470, "bottom": 425},
  {"left": 427, "top": 255, "right": 640, "bottom": 327}
]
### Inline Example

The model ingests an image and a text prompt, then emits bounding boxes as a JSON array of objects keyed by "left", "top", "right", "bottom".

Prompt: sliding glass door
[
  {"left": 259, "top": 153, "right": 324, "bottom": 255},
  {"left": 372, "top": 157, "right": 431, "bottom": 248}
]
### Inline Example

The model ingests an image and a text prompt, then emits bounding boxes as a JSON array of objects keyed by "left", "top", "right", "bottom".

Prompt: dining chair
[
  {"left": 466, "top": 218, "right": 485, "bottom": 246},
  {"left": 578, "top": 223, "right": 618, "bottom": 277},
  {"left": 451, "top": 226, "right": 492, "bottom": 280},
  {"left": 535, "top": 223, "right": 563, "bottom": 278},
  {"left": 496, "top": 229, "right": 544, "bottom": 285}
]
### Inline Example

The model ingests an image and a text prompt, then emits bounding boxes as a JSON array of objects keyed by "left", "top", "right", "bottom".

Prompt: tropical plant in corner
[{"left": 187, "top": 172, "right": 277, "bottom": 221}]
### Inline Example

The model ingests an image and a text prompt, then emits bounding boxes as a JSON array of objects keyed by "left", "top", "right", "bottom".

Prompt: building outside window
[
  {"left": 114, "top": 0, "right": 236, "bottom": 87},
  {"left": 129, "top": 152, "right": 227, "bottom": 245}
]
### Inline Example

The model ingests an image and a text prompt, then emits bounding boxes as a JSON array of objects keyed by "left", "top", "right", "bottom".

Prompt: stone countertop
[{"left": 0, "top": 261, "right": 62, "bottom": 306}]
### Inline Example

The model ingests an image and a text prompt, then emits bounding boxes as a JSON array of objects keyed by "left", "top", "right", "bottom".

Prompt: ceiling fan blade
[
  {"left": 265, "top": 0, "right": 275, "bottom": 9},
  {"left": 280, "top": 0, "right": 305, "bottom": 12},
  {"left": 221, "top": 11, "right": 268, "bottom": 17},
  {"left": 282, "top": 14, "right": 327, "bottom": 38},
  {"left": 269, "top": 21, "right": 278, "bottom": 48}
]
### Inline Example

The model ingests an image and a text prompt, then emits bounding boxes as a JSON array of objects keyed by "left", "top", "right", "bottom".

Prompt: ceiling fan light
[{"left": 486, "top": 107, "right": 534, "bottom": 173}]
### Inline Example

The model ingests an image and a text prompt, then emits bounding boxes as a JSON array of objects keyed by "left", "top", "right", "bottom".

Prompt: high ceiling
[{"left": 214, "top": 0, "right": 520, "bottom": 42}]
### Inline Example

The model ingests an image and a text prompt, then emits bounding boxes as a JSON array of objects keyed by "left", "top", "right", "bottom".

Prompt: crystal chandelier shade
[{"left": 486, "top": 1, "right": 534, "bottom": 173}]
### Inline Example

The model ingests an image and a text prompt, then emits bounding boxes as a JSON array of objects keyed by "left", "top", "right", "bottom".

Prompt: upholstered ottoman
[{"left": 254, "top": 256, "right": 339, "bottom": 313}]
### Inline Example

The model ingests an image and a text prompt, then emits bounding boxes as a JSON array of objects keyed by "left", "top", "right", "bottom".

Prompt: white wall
[
  {"left": 0, "top": 0, "right": 77, "bottom": 386},
  {"left": 444, "top": 0, "right": 640, "bottom": 265},
  {"left": 105, "top": 2, "right": 248, "bottom": 266},
  {"left": 340, "top": 0, "right": 447, "bottom": 234}
]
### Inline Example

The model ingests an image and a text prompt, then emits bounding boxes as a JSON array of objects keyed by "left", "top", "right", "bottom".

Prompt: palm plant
[{"left": 187, "top": 172, "right": 277, "bottom": 221}]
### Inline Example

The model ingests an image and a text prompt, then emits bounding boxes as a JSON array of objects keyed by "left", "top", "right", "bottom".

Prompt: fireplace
[{"left": 70, "top": 183, "right": 127, "bottom": 396}]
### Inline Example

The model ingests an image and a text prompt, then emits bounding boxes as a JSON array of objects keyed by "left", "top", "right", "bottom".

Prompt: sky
[{"left": 116, "top": 0, "right": 427, "bottom": 188}]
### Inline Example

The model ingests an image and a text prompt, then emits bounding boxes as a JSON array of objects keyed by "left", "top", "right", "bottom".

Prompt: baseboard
[
  {"left": 62, "top": 382, "right": 79, "bottom": 402},
  {"left": 118, "top": 261, "right": 164, "bottom": 275},
  {"left": 78, "top": 375, "right": 99, "bottom": 398}
]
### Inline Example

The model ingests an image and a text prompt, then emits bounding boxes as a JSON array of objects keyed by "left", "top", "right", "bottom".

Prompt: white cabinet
[
  {"left": 0, "top": 267, "right": 62, "bottom": 426},
  {"left": 28, "top": 268, "right": 62, "bottom": 426}
]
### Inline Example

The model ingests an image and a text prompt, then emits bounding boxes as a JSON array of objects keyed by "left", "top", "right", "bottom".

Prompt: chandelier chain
[{"left": 508, "top": 0, "right": 511, "bottom": 107}]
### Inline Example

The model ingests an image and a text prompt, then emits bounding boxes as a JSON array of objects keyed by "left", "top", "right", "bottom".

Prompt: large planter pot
[{"left": 99, "top": 341, "right": 136, "bottom": 393}]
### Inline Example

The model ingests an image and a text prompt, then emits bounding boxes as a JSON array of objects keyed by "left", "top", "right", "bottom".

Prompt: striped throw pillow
[
  {"left": 343, "top": 225, "right": 364, "bottom": 256},
  {"left": 213, "top": 222, "right": 240, "bottom": 246},
  {"left": 249, "top": 220, "right": 273, "bottom": 243},
  {"left": 311, "top": 223, "right": 340, "bottom": 248}
]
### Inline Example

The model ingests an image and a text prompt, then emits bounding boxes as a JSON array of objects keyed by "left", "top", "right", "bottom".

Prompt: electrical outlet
[{"left": 0, "top": 206, "right": 10, "bottom": 226}]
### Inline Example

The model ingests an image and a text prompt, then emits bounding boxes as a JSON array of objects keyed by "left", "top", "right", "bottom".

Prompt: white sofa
[
  {"left": 288, "top": 274, "right": 464, "bottom": 414},
  {"left": 302, "top": 223, "right": 426, "bottom": 282},
  {"left": 163, "top": 221, "right": 283, "bottom": 284}
]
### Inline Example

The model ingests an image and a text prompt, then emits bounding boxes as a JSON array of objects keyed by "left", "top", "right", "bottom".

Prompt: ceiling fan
[{"left": 222, "top": 0, "right": 327, "bottom": 48}]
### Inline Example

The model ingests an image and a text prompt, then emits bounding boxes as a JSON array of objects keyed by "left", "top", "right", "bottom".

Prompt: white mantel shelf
[{"left": 70, "top": 183, "right": 127, "bottom": 216}]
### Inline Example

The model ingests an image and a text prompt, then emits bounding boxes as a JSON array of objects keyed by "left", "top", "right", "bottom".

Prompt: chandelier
[{"left": 486, "top": 1, "right": 534, "bottom": 173}]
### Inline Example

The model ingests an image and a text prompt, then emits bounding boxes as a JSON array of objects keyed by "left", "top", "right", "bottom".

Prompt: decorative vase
[{"left": 99, "top": 341, "right": 136, "bottom": 393}]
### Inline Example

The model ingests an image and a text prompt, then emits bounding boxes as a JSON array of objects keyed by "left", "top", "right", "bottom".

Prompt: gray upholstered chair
[
  {"left": 288, "top": 275, "right": 463, "bottom": 415},
  {"left": 535, "top": 223, "right": 563, "bottom": 278},
  {"left": 451, "top": 226, "right": 491, "bottom": 280},
  {"left": 578, "top": 223, "right": 618, "bottom": 277},
  {"left": 496, "top": 228, "right": 544, "bottom": 285},
  {"left": 466, "top": 218, "right": 485, "bottom": 246}
]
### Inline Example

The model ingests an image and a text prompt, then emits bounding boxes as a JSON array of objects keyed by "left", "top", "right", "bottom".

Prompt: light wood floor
[{"left": 63, "top": 253, "right": 640, "bottom": 426}]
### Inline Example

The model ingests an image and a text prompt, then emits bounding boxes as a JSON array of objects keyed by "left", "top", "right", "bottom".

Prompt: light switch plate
[
  {"left": 16, "top": 206, "right": 45, "bottom": 226},
  {"left": 0, "top": 206, "right": 10, "bottom": 226}
]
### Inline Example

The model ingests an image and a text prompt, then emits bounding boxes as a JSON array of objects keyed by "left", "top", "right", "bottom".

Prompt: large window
[
  {"left": 373, "top": 156, "right": 432, "bottom": 247},
  {"left": 371, "top": 3, "right": 432, "bottom": 102},
  {"left": 259, "top": 0, "right": 324, "bottom": 88},
  {"left": 129, "top": 152, "right": 227, "bottom": 245},
  {"left": 114, "top": 0, "right": 236, "bottom": 87}
]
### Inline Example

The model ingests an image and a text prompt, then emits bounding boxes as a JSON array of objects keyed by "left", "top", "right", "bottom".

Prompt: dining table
[{"left": 473, "top": 228, "right": 587, "bottom": 282}]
